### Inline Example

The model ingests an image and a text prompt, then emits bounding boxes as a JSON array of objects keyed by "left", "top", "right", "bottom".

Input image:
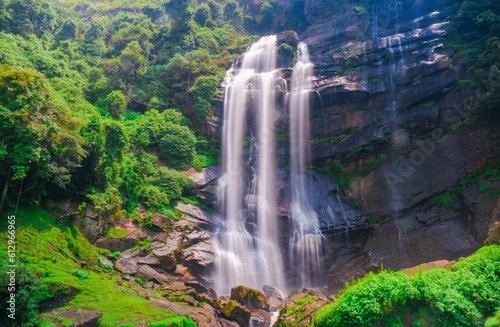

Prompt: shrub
[
  {"left": 314, "top": 245, "right": 500, "bottom": 327},
  {"left": 72, "top": 269, "right": 90, "bottom": 280},
  {"left": 105, "top": 90, "right": 127, "bottom": 119},
  {"left": 0, "top": 261, "right": 58, "bottom": 326},
  {"left": 158, "top": 123, "right": 197, "bottom": 169}
]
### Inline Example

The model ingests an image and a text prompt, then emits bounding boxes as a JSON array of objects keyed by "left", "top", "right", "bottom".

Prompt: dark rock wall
[
  {"left": 208, "top": 0, "right": 499, "bottom": 295},
  {"left": 299, "top": 0, "right": 499, "bottom": 294}
]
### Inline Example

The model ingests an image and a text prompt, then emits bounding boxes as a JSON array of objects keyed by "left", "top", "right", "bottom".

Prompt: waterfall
[
  {"left": 214, "top": 36, "right": 286, "bottom": 295},
  {"left": 214, "top": 37, "right": 325, "bottom": 295},
  {"left": 288, "top": 43, "right": 325, "bottom": 288}
]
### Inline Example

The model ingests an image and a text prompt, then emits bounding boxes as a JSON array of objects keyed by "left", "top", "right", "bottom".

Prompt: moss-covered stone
[
  {"left": 221, "top": 300, "right": 251, "bottom": 327},
  {"left": 230, "top": 285, "right": 269, "bottom": 310},
  {"left": 486, "top": 221, "right": 500, "bottom": 245}
]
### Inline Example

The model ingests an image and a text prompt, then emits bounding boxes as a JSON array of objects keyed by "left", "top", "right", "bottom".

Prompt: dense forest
[{"left": 0, "top": 0, "right": 499, "bottom": 326}]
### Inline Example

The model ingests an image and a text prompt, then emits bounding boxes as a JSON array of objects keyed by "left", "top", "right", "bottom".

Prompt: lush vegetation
[
  {"left": 448, "top": 0, "right": 500, "bottom": 122},
  {"left": 0, "top": 206, "right": 195, "bottom": 326},
  {"left": 314, "top": 245, "right": 500, "bottom": 327},
  {"left": 0, "top": 0, "right": 267, "bottom": 219}
]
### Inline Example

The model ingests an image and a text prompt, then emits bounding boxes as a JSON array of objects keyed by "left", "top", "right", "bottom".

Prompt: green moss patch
[{"left": 0, "top": 206, "right": 194, "bottom": 327}]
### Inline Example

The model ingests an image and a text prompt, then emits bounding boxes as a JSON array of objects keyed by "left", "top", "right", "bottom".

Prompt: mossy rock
[
  {"left": 230, "top": 285, "right": 269, "bottom": 310},
  {"left": 221, "top": 300, "right": 251, "bottom": 327},
  {"left": 486, "top": 221, "right": 500, "bottom": 245}
]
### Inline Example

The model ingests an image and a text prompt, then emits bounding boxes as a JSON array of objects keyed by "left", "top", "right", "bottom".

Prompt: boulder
[
  {"left": 221, "top": 300, "right": 252, "bottom": 327},
  {"left": 136, "top": 265, "right": 170, "bottom": 284},
  {"left": 230, "top": 285, "right": 270, "bottom": 311},
  {"left": 151, "top": 232, "right": 181, "bottom": 272},
  {"left": 485, "top": 221, "right": 500, "bottom": 245},
  {"left": 262, "top": 285, "right": 284, "bottom": 312},
  {"left": 43, "top": 308, "right": 100, "bottom": 327},
  {"left": 95, "top": 218, "right": 148, "bottom": 252},
  {"left": 114, "top": 249, "right": 159, "bottom": 275},
  {"left": 249, "top": 308, "right": 271, "bottom": 327},
  {"left": 183, "top": 166, "right": 221, "bottom": 187}
]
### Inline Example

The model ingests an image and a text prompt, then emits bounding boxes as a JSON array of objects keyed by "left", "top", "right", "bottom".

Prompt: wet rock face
[{"left": 298, "top": 0, "right": 500, "bottom": 296}]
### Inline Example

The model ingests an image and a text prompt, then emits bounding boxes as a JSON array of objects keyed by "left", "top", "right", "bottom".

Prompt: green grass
[
  {"left": 430, "top": 164, "right": 500, "bottom": 208},
  {"left": 430, "top": 193, "right": 458, "bottom": 209},
  {"left": 0, "top": 206, "right": 195, "bottom": 327},
  {"left": 104, "top": 227, "right": 128, "bottom": 239}
]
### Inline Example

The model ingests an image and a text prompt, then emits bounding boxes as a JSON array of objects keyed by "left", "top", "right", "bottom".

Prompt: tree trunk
[{"left": 0, "top": 174, "right": 11, "bottom": 217}]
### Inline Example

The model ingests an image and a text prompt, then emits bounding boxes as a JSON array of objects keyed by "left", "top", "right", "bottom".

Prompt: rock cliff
[{"left": 299, "top": 0, "right": 499, "bottom": 294}]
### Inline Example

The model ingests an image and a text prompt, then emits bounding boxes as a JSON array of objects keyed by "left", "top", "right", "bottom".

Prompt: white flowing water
[
  {"left": 214, "top": 36, "right": 286, "bottom": 295},
  {"left": 288, "top": 43, "right": 325, "bottom": 287}
]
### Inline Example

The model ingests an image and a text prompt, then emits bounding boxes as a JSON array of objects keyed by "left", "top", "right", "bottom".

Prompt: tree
[
  {"left": 56, "top": 19, "right": 78, "bottom": 42},
  {"left": 158, "top": 123, "right": 196, "bottom": 169},
  {"left": 6, "top": 0, "right": 58, "bottom": 36},
  {"left": 164, "top": 0, "right": 194, "bottom": 37},
  {"left": 223, "top": 0, "right": 244, "bottom": 30},
  {"left": 189, "top": 75, "right": 219, "bottom": 123},
  {"left": 82, "top": 20, "right": 106, "bottom": 57},
  {"left": 119, "top": 40, "right": 147, "bottom": 87},
  {"left": 0, "top": 64, "right": 85, "bottom": 215},
  {"left": 105, "top": 90, "right": 127, "bottom": 119},
  {"left": 194, "top": 4, "right": 211, "bottom": 26}
]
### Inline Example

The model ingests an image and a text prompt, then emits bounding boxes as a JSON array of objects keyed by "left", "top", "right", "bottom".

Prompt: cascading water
[
  {"left": 214, "top": 36, "right": 286, "bottom": 295},
  {"left": 288, "top": 43, "right": 325, "bottom": 288}
]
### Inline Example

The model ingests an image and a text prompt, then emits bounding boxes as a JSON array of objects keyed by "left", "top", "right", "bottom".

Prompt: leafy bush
[
  {"left": 72, "top": 269, "right": 90, "bottom": 280},
  {"left": 0, "top": 261, "right": 59, "bottom": 327},
  {"left": 158, "top": 123, "right": 197, "bottom": 169},
  {"left": 314, "top": 245, "right": 500, "bottom": 327},
  {"left": 105, "top": 90, "right": 127, "bottom": 119}
]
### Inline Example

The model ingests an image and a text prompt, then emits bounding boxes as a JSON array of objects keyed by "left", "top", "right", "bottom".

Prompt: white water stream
[{"left": 214, "top": 36, "right": 324, "bottom": 296}]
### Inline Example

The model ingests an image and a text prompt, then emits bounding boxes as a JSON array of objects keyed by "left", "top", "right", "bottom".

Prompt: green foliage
[
  {"left": 486, "top": 308, "right": 500, "bottom": 327},
  {"left": 88, "top": 187, "right": 124, "bottom": 221},
  {"left": 189, "top": 75, "right": 219, "bottom": 122},
  {"left": 0, "top": 63, "right": 86, "bottom": 211},
  {"left": 105, "top": 90, "right": 127, "bottom": 119},
  {"left": 135, "top": 277, "right": 147, "bottom": 285},
  {"left": 430, "top": 193, "right": 458, "bottom": 208},
  {"left": 82, "top": 20, "right": 106, "bottom": 57},
  {"left": 0, "top": 260, "right": 61, "bottom": 327},
  {"left": 5, "top": 0, "right": 58, "bottom": 37},
  {"left": 158, "top": 123, "right": 197, "bottom": 170},
  {"left": 72, "top": 269, "right": 90, "bottom": 280},
  {"left": 314, "top": 245, "right": 500, "bottom": 327},
  {"left": 104, "top": 227, "right": 128, "bottom": 239},
  {"left": 479, "top": 181, "right": 492, "bottom": 192},
  {"left": 140, "top": 167, "right": 191, "bottom": 212},
  {"left": 0, "top": 206, "right": 191, "bottom": 326},
  {"left": 147, "top": 316, "right": 196, "bottom": 327},
  {"left": 317, "top": 155, "right": 383, "bottom": 191}
]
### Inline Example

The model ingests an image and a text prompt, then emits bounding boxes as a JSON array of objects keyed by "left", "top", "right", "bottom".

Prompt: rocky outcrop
[
  {"left": 274, "top": 288, "right": 329, "bottom": 327},
  {"left": 99, "top": 203, "right": 216, "bottom": 289},
  {"left": 42, "top": 308, "right": 101, "bottom": 327},
  {"left": 230, "top": 285, "right": 270, "bottom": 311},
  {"left": 46, "top": 199, "right": 107, "bottom": 243},
  {"left": 327, "top": 251, "right": 380, "bottom": 294},
  {"left": 294, "top": 0, "right": 500, "bottom": 295},
  {"left": 485, "top": 220, "right": 500, "bottom": 245}
]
